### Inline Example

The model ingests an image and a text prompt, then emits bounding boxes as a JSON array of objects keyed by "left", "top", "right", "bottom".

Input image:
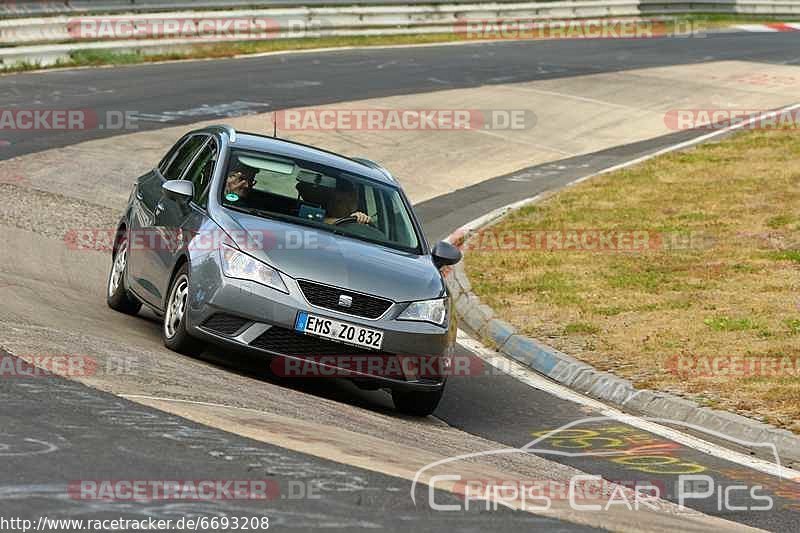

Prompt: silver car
[{"left": 107, "top": 125, "right": 462, "bottom": 415}]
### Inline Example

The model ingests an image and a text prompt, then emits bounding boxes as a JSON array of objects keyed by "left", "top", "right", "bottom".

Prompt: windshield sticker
[{"left": 225, "top": 193, "right": 240, "bottom": 202}]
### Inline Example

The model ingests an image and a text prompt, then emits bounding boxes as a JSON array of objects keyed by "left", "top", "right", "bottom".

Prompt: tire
[
  {"left": 162, "top": 264, "right": 204, "bottom": 354},
  {"left": 107, "top": 234, "right": 142, "bottom": 315},
  {"left": 391, "top": 388, "right": 444, "bottom": 416}
]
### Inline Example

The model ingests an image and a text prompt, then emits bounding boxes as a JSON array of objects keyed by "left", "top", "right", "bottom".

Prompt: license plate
[{"left": 295, "top": 312, "right": 383, "bottom": 350}]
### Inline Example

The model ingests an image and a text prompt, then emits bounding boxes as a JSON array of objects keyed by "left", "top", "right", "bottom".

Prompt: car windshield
[{"left": 220, "top": 149, "right": 421, "bottom": 252}]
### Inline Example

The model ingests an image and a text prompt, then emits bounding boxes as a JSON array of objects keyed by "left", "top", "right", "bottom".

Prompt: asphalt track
[
  {"left": 3, "top": 32, "right": 800, "bottom": 159},
  {"left": 0, "top": 348, "right": 588, "bottom": 532},
  {"left": 2, "top": 33, "right": 800, "bottom": 531}
]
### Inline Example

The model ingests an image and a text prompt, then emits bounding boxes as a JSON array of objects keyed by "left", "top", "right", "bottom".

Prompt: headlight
[
  {"left": 398, "top": 298, "right": 448, "bottom": 326},
  {"left": 220, "top": 245, "right": 288, "bottom": 294}
]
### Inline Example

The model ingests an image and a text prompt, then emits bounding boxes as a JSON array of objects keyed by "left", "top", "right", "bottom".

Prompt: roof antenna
[{"left": 272, "top": 113, "right": 278, "bottom": 138}]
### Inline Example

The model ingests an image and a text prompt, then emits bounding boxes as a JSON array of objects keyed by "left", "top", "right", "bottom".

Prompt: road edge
[{"left": 441, "top": 104, "right": 800, "bottom": 465}]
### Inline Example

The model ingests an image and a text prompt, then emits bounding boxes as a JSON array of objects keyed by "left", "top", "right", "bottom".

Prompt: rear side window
[{"left": 163, "top": 135, "right": 207, "bottom": 181}]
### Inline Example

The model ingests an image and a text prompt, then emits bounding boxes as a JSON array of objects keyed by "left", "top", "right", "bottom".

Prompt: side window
[
  {"left": 184, "top": 139, "right": 218, "bottom": 208},
  {"left": 162, "top": 135, "right": 207, "bottom": 181},
  {"left": 157, "top": 137, "right": 185, "bottom": 174}
]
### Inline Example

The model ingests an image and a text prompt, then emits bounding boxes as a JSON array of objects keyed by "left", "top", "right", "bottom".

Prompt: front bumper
[{"left": 185, "top": 264, "right": 454, "bottom": 391}]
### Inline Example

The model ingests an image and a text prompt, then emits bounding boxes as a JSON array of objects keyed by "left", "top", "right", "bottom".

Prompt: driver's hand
[{"left": 351, "top": 211, "right": 371, "bottom": 224}]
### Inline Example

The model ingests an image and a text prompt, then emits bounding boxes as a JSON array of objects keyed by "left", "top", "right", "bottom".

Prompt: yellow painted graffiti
[
  {"left": 531, "top": 426, "right": 707, "bottom": 475},
  {"left": 611, "top": 455, "right": 706, "bottom": 475},
  {"left": 530, "top": 428, "right": 625, "bottom": 449}
]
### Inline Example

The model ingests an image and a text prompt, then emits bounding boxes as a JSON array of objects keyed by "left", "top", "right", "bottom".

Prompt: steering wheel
[{"left": 334, "top": 216, "right": 379, "bottom": 229}]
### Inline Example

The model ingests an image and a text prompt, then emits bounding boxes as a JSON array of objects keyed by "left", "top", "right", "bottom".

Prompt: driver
[
  {"left": 324, "top": 180, "right": 371, "bottom": 225},
  {"left": 224, "top": 165, "right": 257, "bottom": 200}
]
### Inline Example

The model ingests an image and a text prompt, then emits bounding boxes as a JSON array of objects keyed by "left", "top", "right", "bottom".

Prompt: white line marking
[
  {"left": 456, "top": 330, "right": 800, "bottom": 482},
  {"left": 446, "top": 102, "right": 800, "bottom": 243},
  {"left": 469, "top": 127, "right": 576, "bottom": 156},
  {"left": 736, "top": 25, "right": 780, "bottom": 33},
  {"left": 501, "top": 85, "right": 645, "bottom": 112},
  {"left": 348, "top": 106, "right": 575, "bottom": 156},
  {"left": 575, "top": 103, "right": 800, "bottom": 181},
  {"left": 122, "top": 393, "right": 452, "bottom": 428},
  {"left": 121, "top": 394, "right": 274, "bottom": 415}
]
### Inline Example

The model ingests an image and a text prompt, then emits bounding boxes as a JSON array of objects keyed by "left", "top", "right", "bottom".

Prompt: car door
[
  {"left": 127, "top": 134, "right": 208, "bottom": 309},
  {"left": 151, "top": 137, "right": 220, "bottom": 306}
]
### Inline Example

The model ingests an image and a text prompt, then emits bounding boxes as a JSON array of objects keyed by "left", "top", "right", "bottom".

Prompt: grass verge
[
  {"left": 2, "top": 33, "right": 468, "bottom": 73},
  {"left": 465, "top": 127, "right": 800, "bottom": 433}
]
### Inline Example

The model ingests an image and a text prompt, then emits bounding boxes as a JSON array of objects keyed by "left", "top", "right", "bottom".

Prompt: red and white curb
[{"left": 736, "top": 22, "right": 800, "bottom": 32}]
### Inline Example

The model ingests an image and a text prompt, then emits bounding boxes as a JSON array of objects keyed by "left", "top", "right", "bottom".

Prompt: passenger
[{"left": 224, "top": 166, "right": 257, "bottom": 199}]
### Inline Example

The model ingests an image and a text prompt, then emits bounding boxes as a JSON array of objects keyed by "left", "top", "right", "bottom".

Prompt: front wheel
[
  {"left": 162, "top": 264, "right": 204, "bottom": 354},
  {"left": 392, "top": 388, "right": 444, "bottom": 416},
  {"left": 107, "top": 235, "right": 142, "bottom": 315}
]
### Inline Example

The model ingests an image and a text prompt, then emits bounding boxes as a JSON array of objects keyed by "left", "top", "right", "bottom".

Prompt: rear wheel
[
  {"left": 162, "top": 264, "right": 204, "bottom": 354},
  {"left": 391, "top": 388, "right": 444, "bottom": 416},
  {"left": 107, "top": 235, "right": 142, "bottom": 315}
]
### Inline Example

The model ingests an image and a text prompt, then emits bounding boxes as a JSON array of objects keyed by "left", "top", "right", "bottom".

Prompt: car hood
[{"left": 223, "top": 211, "right": 443, "bottom": 302}]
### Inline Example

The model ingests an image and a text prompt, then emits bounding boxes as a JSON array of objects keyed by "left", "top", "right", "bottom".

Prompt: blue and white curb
[
  {"left": 446, "top": 247, "right": 800, "bottom": 464},
  {"left": 442, "top": 104, "right": 800, "bottom": 465}
]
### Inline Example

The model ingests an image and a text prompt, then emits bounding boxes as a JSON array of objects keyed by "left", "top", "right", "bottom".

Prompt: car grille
[
  {"left": 202, "top": 313, "right": 250, "bottom": 336},
  {"left": 251, "top": 326, "right": 390, "bottom": 357},
  {"left": 297, "top": 280, "right": 392, "bottom": 319}
]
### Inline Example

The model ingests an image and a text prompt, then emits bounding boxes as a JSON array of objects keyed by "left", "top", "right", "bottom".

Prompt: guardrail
[
  {"left": 0, "top": 1, "right": 600, "bottom": 18},
  {"left": 642, "top": 0, "right": 800, "bottom": 16},
  {"left": 3, "top": 0, "right": 798, "bottom": 17},
  {"left": 1, "top": 0, "right": 798, "bottom": 69},
  {"left": 0, "top": 2, "right": 645, "bottom": 45}
]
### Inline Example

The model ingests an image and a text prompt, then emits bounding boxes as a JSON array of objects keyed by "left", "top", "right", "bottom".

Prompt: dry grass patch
[{"left": 466, "top": 127, "right": 800, "bottom": 432}]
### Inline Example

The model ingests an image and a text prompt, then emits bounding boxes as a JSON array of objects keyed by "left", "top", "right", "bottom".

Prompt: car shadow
[{"left": 134, "top": 308, "right": 409, "bottom": 418}]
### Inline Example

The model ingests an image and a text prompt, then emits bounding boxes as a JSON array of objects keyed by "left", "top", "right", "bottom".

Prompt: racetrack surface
[
  {"left": 2, "top": 33, "right": 800, "bottom": 531},
  {"left": 1, "top": 351, "right": 590, "bottom": 532},
  {"left": 3, "top": 32, "right": 800, "bottom": 160}
]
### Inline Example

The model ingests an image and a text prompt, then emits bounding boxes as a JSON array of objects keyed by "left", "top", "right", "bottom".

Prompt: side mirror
[
  {"left": 162, "top": 180, "right": 193, "bottom": 202},
  {"left": 432, "top": 240, "right": 462, "bottom": 269}
]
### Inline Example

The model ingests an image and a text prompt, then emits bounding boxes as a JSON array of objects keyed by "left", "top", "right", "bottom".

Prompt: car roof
[{"left": 199, "top": 126, "right": 397, "bottom": 186}]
